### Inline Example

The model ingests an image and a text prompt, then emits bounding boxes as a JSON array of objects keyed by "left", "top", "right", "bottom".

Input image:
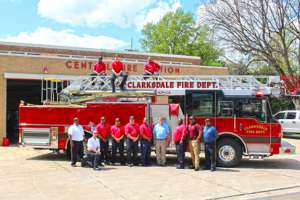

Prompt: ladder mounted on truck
[{"left": 40, "top": 75, "right": 288, "bottom": 105}]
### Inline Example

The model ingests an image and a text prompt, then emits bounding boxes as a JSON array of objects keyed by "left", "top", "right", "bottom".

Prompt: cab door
[{"left": 281, "top": 111, "right": 298, "bottom": 133}]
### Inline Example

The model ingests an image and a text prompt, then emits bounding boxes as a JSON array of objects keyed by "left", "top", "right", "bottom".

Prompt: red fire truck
[{"left": 19, "top": 75, "right": 296, "bottom": 167}]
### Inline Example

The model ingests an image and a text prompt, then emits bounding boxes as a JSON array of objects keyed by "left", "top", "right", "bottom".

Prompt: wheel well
[{"left": 218, "top": 132, "right": 247, "bottom": 154}]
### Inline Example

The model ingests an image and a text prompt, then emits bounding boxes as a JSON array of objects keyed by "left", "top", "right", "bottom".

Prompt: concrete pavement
[{"left": 0, "top": 138, "right": 300, "bottom": 200}]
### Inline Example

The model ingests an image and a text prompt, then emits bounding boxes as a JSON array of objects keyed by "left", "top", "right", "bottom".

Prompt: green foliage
[
  {"left": 139, "top": 8, "right": 223, "bottom": 67},
  {"left": 268, "top": 97, "right": 295, "bottom": 115}
]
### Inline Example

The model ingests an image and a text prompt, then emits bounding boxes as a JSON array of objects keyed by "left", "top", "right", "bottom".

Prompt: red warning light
[{"left": 256, "top": 91, "right": 264, "bottom": 97}]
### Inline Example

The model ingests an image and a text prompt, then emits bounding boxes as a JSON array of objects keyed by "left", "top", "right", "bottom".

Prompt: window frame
[{"left": 218, "top": 101, "right": 234, "bottom": 117}]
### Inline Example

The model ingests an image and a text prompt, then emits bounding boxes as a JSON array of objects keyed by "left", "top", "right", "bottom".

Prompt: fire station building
[{"left": 0, "top": 41, "right": 228, "bottom": 145}]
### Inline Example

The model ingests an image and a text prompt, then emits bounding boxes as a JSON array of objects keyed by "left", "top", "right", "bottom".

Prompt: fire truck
[{"left": 19, "top": 75, "right": 296, "bottom": 167}]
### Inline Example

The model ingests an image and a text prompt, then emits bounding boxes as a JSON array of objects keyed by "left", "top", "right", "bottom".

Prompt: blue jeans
[
  {"left": 176, "top": 140, "right": 186, "bottom": 168},
  {"left": 110, "top": 72, "right": 128, "bottom": 90},
  {"left": 205, "top": 141, "right": 216, "bottom": 169},
  {"left": 143, "top": 72, "right": 159, "bottom": 79},
  {"left": 141, "top": 139, "right": 151, "bottom": 165},
  {"left": 89, "top": 73, "right": 107, "bottom": 85}
]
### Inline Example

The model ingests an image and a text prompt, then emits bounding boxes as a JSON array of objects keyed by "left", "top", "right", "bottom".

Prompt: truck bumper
[{"left": 279, "top": 141, "right": 296, "bottom": 154}]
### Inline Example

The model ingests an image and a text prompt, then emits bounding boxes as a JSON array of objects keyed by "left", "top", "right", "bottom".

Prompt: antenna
[{"left": 131, "top": 16, "right": 133, "bottom": 50}]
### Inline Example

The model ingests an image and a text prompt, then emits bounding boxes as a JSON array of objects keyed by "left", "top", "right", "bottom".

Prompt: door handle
[
  {"left": 293, "top": 121, "right": 296, "bottom": 123},
  {"left": 281, "top": 121, "right": 284, "bottom": 123},
  {"left": 240, "top": 123, "right": 242, "bottom": 130}
]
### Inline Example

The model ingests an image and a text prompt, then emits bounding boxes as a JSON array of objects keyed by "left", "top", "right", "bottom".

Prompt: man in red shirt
[
  {"left": 143, "top": 57, "right": 162, "bottom": 79},
  {"left": 188, "top": 116, "right": 203, "bottom": 171},
  {"left": 110, "top": 118, "right": 126, "bottom": 166},
  {"left": 140, "top": 117, "right": 152, "bottom": 166},
  {"left": 110, "top": 54, "right": 128, "bottom": 93},
  {"left": 125, "top": 116, "right": 140, "bottom": 167},
  {"left": 90, "top": 56, "right": 107, "bottom": 85},
  {"left": 173, "top": 118, "right": 187, "bottom": 169},
  {"left": 96, "top": 117, "right": 111, "bottom": 166}
]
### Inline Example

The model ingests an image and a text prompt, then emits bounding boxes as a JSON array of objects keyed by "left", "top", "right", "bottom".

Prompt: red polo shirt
[
  {"left": 140, "top": 123, "right": 152, "bottom": 138},
  {"left": 111, "top": 60, "right": 123, "bottom": 72},
  {"left": 188, "top": 122, "right": 202, "bottom": 139},
  {"left": 125, "top": 123, "right": 140, "bottom": 137},
  {"left": 110, "top": 125, "right": 125, "bottom": 139},
  {"left": 93, "top": 62, "right": 106, "bottom": 73},
  {"left": 96, "top": 123, "right": 110, "bottom": 138},
  {"left": 173, "top": 124, "right": 187, "bottom": 143},
  {"left": 144, "top": 61, "right": 161, "bottom": 73}
]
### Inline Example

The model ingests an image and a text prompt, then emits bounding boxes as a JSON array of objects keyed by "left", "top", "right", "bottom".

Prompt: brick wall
[{"left": 0, "top": 54, "right": 228, "bottom": 145}]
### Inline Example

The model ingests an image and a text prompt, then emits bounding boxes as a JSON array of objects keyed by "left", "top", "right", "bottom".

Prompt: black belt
[{"left": 190, "top": 138, "right": 198, "bottom": 140}]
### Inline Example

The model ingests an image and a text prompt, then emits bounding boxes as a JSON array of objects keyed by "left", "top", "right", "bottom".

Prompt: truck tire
[{"left": 216, "top": 138, "right": 242, "bottom": 167}]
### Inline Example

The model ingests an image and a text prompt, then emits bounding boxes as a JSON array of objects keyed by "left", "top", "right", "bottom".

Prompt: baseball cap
[
  {"left": 101, "top": 117, "right": 106, "bottom": 120},
  {"left": 115, "top": 118, "right": 120, "bottom": 122},
  {"left": 190, "top": 116, "right": 195, "bottom": 120},
  {"left": 130, "top": 116, "right": 135, "bottom": 120},
  {"left": 98, "top": 56, "right": 103, "bottom": 59},
  {"left": 115, "top": 54, "right": 119, "bottom": 57},
  {"left": 205, "top": 118, "right": 211, "bottom": 122}
]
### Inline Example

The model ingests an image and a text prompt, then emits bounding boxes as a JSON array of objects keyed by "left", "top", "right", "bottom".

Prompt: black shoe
[
  {"left": 98, "top": 163, "right": 104, "bottom": 166},
  {"left": 176, "top": 165, "right": 184, "bottom": 169},
  {"left": 146, "top": 163, "right": 152, "bottom": 166},
  {"left": 112, "top": 89, "right": 115, "bottom": 93},
  {"left": 194, "top": 168, "right": 200, "bottom": 171},
  {"left": 128, "top": 164, "right": 132, "bottom": 167},
  {"left": 120, "top": 85, "right": 125, "bottom": 91},
  {"left": 111, "top": 163, "right": 115, "bottom": 166},
  {"left": 156, "top": 163, "right": 162, "bottom": 166},
  {"left": 104, "top": 162, "right": 111, "bottom": 165},
  {"left": 100, "top": 82, "right": 104, "bottom": 86},
  {"left": 93, "top": 167, "right": 101, "bottom": 171},
  {"left": 211, "top": 168, "right": 216, "bottom": 172},
  {"left": 81, "top": 160, "right": 85, "bottom": 167},
  {"left": 133, "top": 163, "right": 139, "bottom": 166},
  {"left": 202, "top": 167, "right": 210, "bottom": 170},
  {"left": 71, "top": 163, "right": 76, "bottom": 167},
  {"left": 189, "top": 165, "right": 195, "bottom": 169},
  {"left": 121, "top": 163, "right": 126, "bottom": 166},
  {"left": 141, "top": 164, "right": 148, "bottom": 167},
  {"left": 162, "top": 163, "right": 166, "bottom": 167}
]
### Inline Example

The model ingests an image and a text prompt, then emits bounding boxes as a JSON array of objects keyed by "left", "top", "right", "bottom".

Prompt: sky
[{"left": 0, "top": 0, "right": 199, "bottom": 50}]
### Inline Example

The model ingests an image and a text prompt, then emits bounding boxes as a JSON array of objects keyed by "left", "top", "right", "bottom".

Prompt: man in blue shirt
[
  {"left": 153, "top": 117, "right": 170, "bottom": 166},
  {"left": 202, "top": 118, "right": 219, "bottom": 171}
]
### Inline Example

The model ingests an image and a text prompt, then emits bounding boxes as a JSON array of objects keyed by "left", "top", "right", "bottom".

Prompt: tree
[
  {"left": 139, "top": 8, "right": 223, "bottom": 66},
  {"left": 199, "top": 0, "right": 300, "bottom": 108}
]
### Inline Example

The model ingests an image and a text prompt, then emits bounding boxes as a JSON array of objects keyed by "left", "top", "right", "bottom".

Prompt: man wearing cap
[
  {"left": 111, "top": 54, "right": 128, "bottom": 93},
  {"left": 90, "top": 56, "right": 107, "bottom": 85},
  {"left": 140, "top": 117, "right": 152, "bottom": 167},
  {"left": 110, "top": 118, "right": 126, "bottom": 166},
  {"left": 188, "top": 116, "right": 203, "bottom": 171},
  {"left": 202, "top": 119, "right": 219, "bottom": 171},
  {"left": 68, "top": 118, "right": 87, "bottom": 167},
  {"left": 173, "top": 118, "right": 187, "bottom": 169},
  {"left": 81, "top": 131, "right": 101, "bottom": 171},
  {"left": 143, "top": 57, "right": 162, "bottom": 79},
  {"left": 96, "top": 117, "right": 111, "bottom": 165},
  {"left": 153, "top": 117, "right": 170, "bottom": 166},
  {"left": 125, "top": 116, "right": 140, "bottom": 167}
]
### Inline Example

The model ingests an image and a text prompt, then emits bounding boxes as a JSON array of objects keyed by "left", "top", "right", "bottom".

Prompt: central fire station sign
[{"left": 127, "top": 80, "right": 219, "bottom": 90}]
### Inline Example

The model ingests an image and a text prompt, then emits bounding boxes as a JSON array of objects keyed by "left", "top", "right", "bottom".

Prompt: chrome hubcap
[{"left": 219, "top": 145, "right": 236, "bottom": 162}]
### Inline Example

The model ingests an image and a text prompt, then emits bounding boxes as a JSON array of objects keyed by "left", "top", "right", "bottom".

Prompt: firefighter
[
  {"left": 68, "top": 118, "right": 87, "bottom": 167},
  {"left": 188, "top": 116, "right": 203, "bottom": 171},
  {"left": 143, "top": 57, "right": 162, "bottom": 79},
  {"left": 202, "top": 119, "right": 219, "bottom": 171},
  {"left": 110, "top": 118, "right": 126, "bottom": 166},
  {"left": 82, "top": 131, "right": 101, "bottom": 171},
  {"left": 90, "top": 56, "right": 107, "bottom": 85},
  {"left": 125, "top": 116, "right": 140, "bottom": 167},
  {"left": 96, "top": 117, "right": 111, "bottom": 166},
  {"left": 173, "top": 118, "right": 187, "bottom": 169},
  {"left": 153, "top": 117, "right": 170, "bottom": 166},
  {"left": 111, "top": 54, "right": 128, "bottom": 93},
  {"left": 140, "top": 117, "right": 152, "bottom": 167}
]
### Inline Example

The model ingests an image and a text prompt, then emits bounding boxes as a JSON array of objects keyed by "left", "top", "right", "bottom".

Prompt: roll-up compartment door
[{"left": 22, "top": 128, "right": 50, "bottom": 146}]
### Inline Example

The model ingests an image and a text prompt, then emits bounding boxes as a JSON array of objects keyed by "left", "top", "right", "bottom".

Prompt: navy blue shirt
[{"left": 203, "top": 125, "right": 219, "bottom": 143}]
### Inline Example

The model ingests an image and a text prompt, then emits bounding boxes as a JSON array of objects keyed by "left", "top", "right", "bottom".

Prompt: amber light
[{"left": 19, "top": 100, "right": 25, "bottom": 106}]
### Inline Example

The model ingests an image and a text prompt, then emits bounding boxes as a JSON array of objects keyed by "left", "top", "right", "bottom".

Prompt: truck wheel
[{"left": 216, "top": 138, "right": 242, "bottom": 167}]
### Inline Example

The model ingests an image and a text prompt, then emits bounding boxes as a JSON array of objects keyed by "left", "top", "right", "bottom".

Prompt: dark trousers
[
  {"left": 110, "top": 72, "right": 128, "bottom": 90},
  {"left": 127, "top": 138, "right": 138, "bottom": 165},
  {"left": 175, "top": 140, "right": 186, "bottom": 168},
  {"left": 90, "top": 73, "right": 107, "bottom": 85},
  {"left": 72, "top": 141, "right": 84, "bottom": 165},
  {"left": 100, "top": 139, "right": 109, "bottom": 163},
  {"left": 205, "top": 141, "right": 216, "bottom": 169},
  {"left": 111, "top": 139, "right": 125, "bottom": 164},
  {"left": 85, "top": 151, "right": 100, "bottom": 168},
  {"left": 141, "top": 139, "right": 151, "bottom": 165},
  {"left": 143, "top": 72, "right": 159, "bottom": 80}
]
